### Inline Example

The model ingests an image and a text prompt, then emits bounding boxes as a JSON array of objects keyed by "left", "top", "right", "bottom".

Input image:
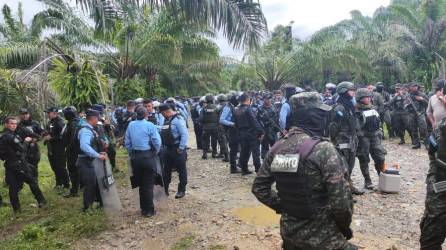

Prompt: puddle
[{"left": 233, "top": 206, "right": 280, "bottom": 226}]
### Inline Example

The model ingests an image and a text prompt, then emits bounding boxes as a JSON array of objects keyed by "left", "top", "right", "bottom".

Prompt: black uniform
[
  {"left": 257, "top": 104, "right": 279, "bottom": 159},
  {"left": 191, "top": 103, "right": 203, "bottom": 150},
  {"left": 62, "top": 117, "right": 82, "bottom": 195},
  {"left": 46, "top": 116, "right": 69, "bottom": 188},
  {"left": 0, "top": 129, "right": 46, "bottom": 211},
  {"left": 199, "top": 103, "right": 220, "bottom": 158},
  {"left": 234, "top": 104, "right": 264, "bottom": 173},
  {"left": 17, "top": 119, "right": 43, "bottom": 177}
]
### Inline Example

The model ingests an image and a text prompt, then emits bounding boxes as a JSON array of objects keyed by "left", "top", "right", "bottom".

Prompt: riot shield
[{"left": 93, "top": 157, "right": 122, "bottom": 211}]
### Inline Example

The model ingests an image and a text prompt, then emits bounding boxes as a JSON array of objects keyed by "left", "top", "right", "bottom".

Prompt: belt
[{"left": 132, "top": 149, "right": 151, "bottom": 153}]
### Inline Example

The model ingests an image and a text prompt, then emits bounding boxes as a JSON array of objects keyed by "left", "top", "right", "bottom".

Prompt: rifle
[
  {"left": 257, "top": 106, "right": 284, "bottom": 138},
  {"left": 405, "top": 94, "right": 421, "bottom": 116}
]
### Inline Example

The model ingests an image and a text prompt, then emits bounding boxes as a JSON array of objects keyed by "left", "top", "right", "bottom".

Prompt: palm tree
[{"left": 74, "top": 0, "right": 267, "bottom": 49}]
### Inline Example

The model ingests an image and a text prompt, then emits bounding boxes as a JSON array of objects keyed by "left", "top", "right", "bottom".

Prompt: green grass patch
[
  {"left": 171, "top": 235, "right": 196, "bottom": 250},
  {"left": 0, "top": 144, "right": 129, "bottom": 249}
]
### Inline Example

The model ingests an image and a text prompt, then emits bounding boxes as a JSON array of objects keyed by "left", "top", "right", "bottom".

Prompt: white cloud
[{"left": 218, "top": 0, "right": 390, "bottom": 58}]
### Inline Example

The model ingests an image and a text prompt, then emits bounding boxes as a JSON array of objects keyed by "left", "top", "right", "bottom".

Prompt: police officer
[
  {"left": 220, "top": 94, "right": 242, "bottom": 174},
  {"left": 279, "top": 85, "right": 296, "bottom": 133},
  {"left": 0, "top": 117, "right": 47, "bottom": 212},
  {"left": 375, "top": 82, "right": 393, "bottom": 138},
  {"left": 420, "top": 116, "right": 446, "bottom": 249},
  {"left": 143, "top": 99, "right": 157, "bottom": 125},
  {"left": 356, "top": 89, "right": 387, "bottom": 190},
  {"left": 257, "top": 93, "right": 280, "bottom": 159},
  {"left": 159, "top": 104, "right": 189, "bottom": 199},
  {"left": 62, "top": 106, "right": 83, "bottom": 197},
  {"left": 406, "top": 82, "right": 429, "bottom": 149},
  {"left": 44, "top": 107, "right": 70, "bottom": 190},
  {"left": 389, "top": 84, "right": 410, "bottom": 145},
  {"left": 125, "top": 106, "right": 161, "bottom": 217},
  {"left": 199, "top": 94, "right": 220, "bottom": 159},
  {"left": 234, "top": 93, "right": 264, "bottom": 174},
  {"left": 191, "top": 97, "right": 203, "bottom": 150},
  {"left": 216, "top": 94, "right": 229, "bottom": 161},
  {"left": 252, "top": 92, "right": 356, "bottom": 250},
  {"left": 330, "top": 82, "right": 364, "bottom": 195},
  {"left": 77, "top": 109, "right": 106, "bottom": 211},
  {"left": 17, "top": 108, "right": 43, "bottom": 177}
]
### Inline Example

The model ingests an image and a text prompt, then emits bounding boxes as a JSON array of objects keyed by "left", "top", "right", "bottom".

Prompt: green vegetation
[
  {"left": 0, "top": 146, "right": 129, "bottom": 250},
  {"left": 171, "top": 235, "right": 196, "bottom": 250}
]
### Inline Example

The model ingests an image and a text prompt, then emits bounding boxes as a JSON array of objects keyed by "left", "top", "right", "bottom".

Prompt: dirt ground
[{"left": 75, "top": 130, "right": 433, "bottom": 250}]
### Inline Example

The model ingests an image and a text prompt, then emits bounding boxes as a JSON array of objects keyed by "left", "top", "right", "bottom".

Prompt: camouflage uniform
[
  {"left": 420, "top": 118, "right": 446, "bottom": 249},
  {"left": 355, "top": 89, "right": 387, "bottom": 189},
  {"left": 252, "top": 92, "right": 356, "bottom": 250},
  {"left": 389, "top": 85, "right": 410, "bottom": 144},
  {"left": 405, "top": 87, "right": 429, "bottom": 148}
]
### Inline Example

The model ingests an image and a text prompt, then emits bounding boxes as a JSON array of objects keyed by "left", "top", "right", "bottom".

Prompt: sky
[{"left": 1, "top": 0, "right": 390, "bottom": 58}]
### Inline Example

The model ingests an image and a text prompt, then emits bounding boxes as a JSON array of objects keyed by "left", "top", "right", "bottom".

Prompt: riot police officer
[
  {"left": 191, "top": 97, "right": 204, "bottom": 150},
  {"left": 159, "top": 104, "right": 189, "bottom": 199},
  {"left": 234, "top": 93, "right": 264, "bottom": 174},
  {"left": 17, "top": 108, "right": 43, "bottom": 177},
  {"left": 220, "top": 94, "right": 242, "bottom": 174},
  {"left": 125, "top": 106, "right": 161, "bottom": 217},
  {"left": 44, "top": 107, "right": 70, "bottom": 190},
  {"left": 199, "top": 94, "right": 220, "bottom": 159},
  {"left": 257, "top": 93, "right": 280, "bottom": 159},
  {"left": 0, "top": 117, "right": 47, "bottom": 212},
  {"left": 62, "top": 106, "right": 84, "bottom": 197},
  {"left": 216, "top": 94, "right": 229, "bottom": 161},
  {"left": 330, "top": 82, "right": 364, "bottom": 195},
  {"left": 77, "top": 110, "right": 106, "bottom": 211}
]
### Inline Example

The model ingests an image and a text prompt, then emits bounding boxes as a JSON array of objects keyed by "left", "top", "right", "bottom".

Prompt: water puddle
[{"left": 233, "top": 206, "right": 280, "bottom": 226}]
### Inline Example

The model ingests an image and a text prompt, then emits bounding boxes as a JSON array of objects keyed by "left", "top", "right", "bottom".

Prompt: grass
[
  {"left": 171, "top": 235, "right": 196, "bottom": 250},
  {"left": 0, "top": 144, "right": 128, "bottom": 250}
]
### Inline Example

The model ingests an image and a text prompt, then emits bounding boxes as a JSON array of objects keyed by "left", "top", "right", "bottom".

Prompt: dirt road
[{"left": 76, "top": 133, "right": 431, "bottom": 250}]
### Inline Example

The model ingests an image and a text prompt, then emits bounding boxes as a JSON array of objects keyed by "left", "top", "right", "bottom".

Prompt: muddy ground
[{"left": 75, "top": 131, "right": 433, "bottom": 250}]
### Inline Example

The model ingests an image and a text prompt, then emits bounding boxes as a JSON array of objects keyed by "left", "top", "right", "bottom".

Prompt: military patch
[{"left": 271, "top": 154, "right": 300, "bottom": 173}]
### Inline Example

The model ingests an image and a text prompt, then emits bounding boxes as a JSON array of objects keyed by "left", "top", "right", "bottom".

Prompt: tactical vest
[
  {"left": 161, "top": 115, "right": 179, "bottom": 147},
  {"left": 234, "top": 105, "right": 250, "bottom": 130},
  {"left": 270, "top": 136, "right": 329, "bottom": 219},
  {"left": 147, "top": 113, "right": 157, "bottom": 125},
  {"left": 191, "top": 104, "right": 200, "bottom": 120},
  {"left": 393, "top": 95, "right": 406, "bottom": 111},
  {"left": 360, "top": 109, "right": 381, "bottom": 133},
  {"left": 202, "top": 104, "right": 219, "bottom": 126}
]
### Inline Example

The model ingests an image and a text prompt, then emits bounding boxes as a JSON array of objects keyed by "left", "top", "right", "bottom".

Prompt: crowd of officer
[{"left": 0, "top": 80, "right": 445, "bottom": 249}]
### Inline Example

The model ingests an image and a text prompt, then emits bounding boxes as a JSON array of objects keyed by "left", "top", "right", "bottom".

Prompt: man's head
[
  {"left": 336, "top": 81, "right": 356, "bottom": 98},
  {"left": 136, "top": 106, "right": 148, "bottom": 120},
  {"left": 289, "top": 92, "right": 332, "bottom": 137},
  {"left": 409, "top": 82, "right": 419, "bottom": 93},
  {"left": 356, "top": 88, "right": 372, "bottom": 105},
  {"left": 143, "top": 99, "right": 154, "bottom": 113},
  {"left": 263, "top": 93, "right": 272, "bottom": 106},
  {"left": 435, "top": 79, "right": 446, "bottom": 93},
  {"left": 159, "top": 103, "right": 174, "bottom": 118},
  {"left": 127, "top": 100, "right": 136, "bottom": 112},
  {"left": 85, "top": 109, "right": 100, "bottom": 126},
  {"left": 282, "top": 84, "right": 296, "bottom": 100},
  {"left": 239, "top": 93, "right": 251, "bottom": 105},
  {"left": 4, "top": 116, "right": 17, "bottom": 131},
  {"left": 376, "top": 82, "right": 384, "bottom": 93},
  {"left": 19, "top": 108, "right": 30, "bottom": 121},
  {"left": 62, "top": 106, "right": 78, "bottom": 121},
  {"left": 273, "top": 90, "right": 283, "bottom": 102},
  {"left": 205, "top": 94, "right": 214, "bottom": 104},
  {"left": 46, "top": 107, "right": 59, "bottom": 119}
]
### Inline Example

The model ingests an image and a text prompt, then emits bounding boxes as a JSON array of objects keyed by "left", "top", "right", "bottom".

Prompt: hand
[
  {"left": 24, "top": 137, "right": 32, "bottom": 142},
  {"left": 98, "top": 152, "right": 106, "bottom": 161},
  {"left": 340, "top": 227, "right": 353, "bottom": 240},
  {"left": 415, "top": 96, "right": 423, "bottom": 101},
  {"left": 43, "top": 135, "right": 51, "bottom": 141},
  {"left": 258, "top": 134, "right": 264, "bottom": 141}
]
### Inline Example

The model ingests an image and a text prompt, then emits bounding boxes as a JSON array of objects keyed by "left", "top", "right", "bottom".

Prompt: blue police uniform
[
  {"left": 77, "top": 123, "right": 103, "bottom": 211},
  {"left": 160, "top": 113, "right": 189, "bottom": 198},
  {"left": 125, "top": 119, "right": 161, "bottom": 216},
  {"left": 220, "top": 104, "right": 240, "bottom": 173},
  {"left": 279, "top": 102, "right": 291, "bottom": 131}
]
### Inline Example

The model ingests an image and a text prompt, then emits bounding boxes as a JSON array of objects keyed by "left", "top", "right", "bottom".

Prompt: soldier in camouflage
[
  {"left": 406, "top": 82, "right": 429, "bottom": 149},
  {"left": 330, "top": 81, "right": 364, "bottom": 195},
  {"left": 355, "top": 88, "right": 387, "bottom": 190},
  {"left": 252, "top": 92, "right": 356, "bottom": 250},
  {"left": 420, "top": 116, "right": 446, "bottom": 249},
  {"left": 389, "top": 84, "right": 410, "bottom": 145}
]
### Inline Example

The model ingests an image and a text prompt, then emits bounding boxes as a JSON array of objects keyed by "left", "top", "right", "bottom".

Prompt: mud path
[{"left": 76, "top": 131, "right": 432, "bottom": 250}]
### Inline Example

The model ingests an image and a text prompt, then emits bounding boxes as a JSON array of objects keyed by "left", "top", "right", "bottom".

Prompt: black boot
[
  {"left": 175, "top": 191, "right": 186, "bottom": 199},
  {"left": 398, "top": 138, "right": 405, "bottom": 145},
  {"left": 222, "top": 153, "right": 229, "bottom": 162},
  {"left": 412, "top": 143, "right": 421, "bottom": 149},
  {"left": 211, "top": 151, "right": 219, "bottom": 158},
  {"left": 201, "top": 151, "right": 208, "bottom": 160}
]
